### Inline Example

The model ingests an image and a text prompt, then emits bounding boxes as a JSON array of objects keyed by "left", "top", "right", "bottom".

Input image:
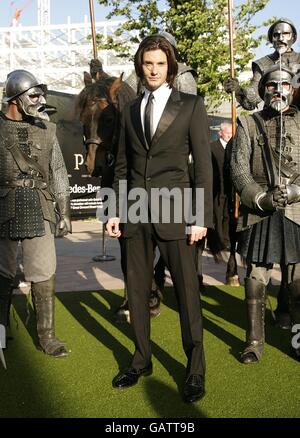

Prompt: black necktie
[{"left": 144, "top": 93, "right": 154, "bottom": 147}]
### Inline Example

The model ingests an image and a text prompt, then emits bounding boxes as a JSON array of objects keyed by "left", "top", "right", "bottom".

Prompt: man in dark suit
[
  {"left": 210, "top": 122, "right": 232, "bottom": 245},
  {"left": 107, "top": 35, "right": 213, "bottom": 403}
]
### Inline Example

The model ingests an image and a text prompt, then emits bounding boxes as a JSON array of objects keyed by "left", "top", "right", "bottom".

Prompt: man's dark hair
[{"left": 134, "top": 35, "right": 178, "bottom": 88}]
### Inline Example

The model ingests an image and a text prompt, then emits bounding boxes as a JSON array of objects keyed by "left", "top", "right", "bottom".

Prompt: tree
[{"left": 95, "top": 0, "right": 270, "bottom": 105}]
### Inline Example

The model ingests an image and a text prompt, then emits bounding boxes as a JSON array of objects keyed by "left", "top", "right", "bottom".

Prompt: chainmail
[
  {"left": 239, "top": 50, "right": 300, "bottom": 110},
  {"left": 231, "top": 107, "right": 300, "bottom": 228},
  {"left": 0, "top": 113, "right": 69, "bottom": 239},
  {"left": 49, "top": 136, "right": 70, "bottom": 199},
  {"left": 6, "top": 126, "right": 45, "bottom": 238}
]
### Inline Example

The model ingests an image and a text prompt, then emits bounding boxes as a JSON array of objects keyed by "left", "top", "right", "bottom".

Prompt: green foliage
[{"left": 96, "top": 0, "right": 270, "bottom": 105}]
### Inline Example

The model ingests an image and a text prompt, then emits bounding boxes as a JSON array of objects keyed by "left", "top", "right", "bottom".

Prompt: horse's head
[{"left": 76, "top": 72, "right": 125, "bottom": 186}]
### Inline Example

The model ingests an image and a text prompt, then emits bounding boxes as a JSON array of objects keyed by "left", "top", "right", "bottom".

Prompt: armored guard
[
  {"left": 224, "top": 18, "right": 300, "bottom": 110},
  {"left": 231, "top": 66, "right": 300, "bottom": 363},
  {"left": 0, "top": 69, "right": 71, "bottom": 358}
]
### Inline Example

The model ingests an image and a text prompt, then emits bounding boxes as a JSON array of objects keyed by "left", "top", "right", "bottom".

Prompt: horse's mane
[
  {"left": 76, "top": 75, "right": 135, "bottom": 116},
  {"left": 116, "top": 81, "right": 136, "bottom": 111}
]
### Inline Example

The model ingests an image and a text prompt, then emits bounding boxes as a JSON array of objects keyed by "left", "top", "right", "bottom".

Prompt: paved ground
[{"left": 18, "top": 219, "right": 282, "bottom": 293}]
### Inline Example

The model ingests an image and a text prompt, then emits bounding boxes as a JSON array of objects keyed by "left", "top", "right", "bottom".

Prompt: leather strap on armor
[
  {"left": 0, "top": 179, "right": 47, "bottom": 189},
  {"left": 252, "top": 113, "right": 278, "bottom": 187},
  {"left": 6, "top": 143, "right": 46, "bottom": 181},
  {"left": 252, "top": 112, "right": 300, "bottom": 184}
]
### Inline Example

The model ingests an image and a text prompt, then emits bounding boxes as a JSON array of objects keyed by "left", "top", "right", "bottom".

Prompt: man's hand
[
  {"left": 55, "top": 197, "right": 72, "bottom": 238},
  {"left": 188, "top": 226, "right": 207, "bottom": 245},
  {"left": 106, "top": 217, "right": 121, "bottom": 238},
  {"left": 223, "top": 77, "right": 241, "bottom": 94},
  {"left": 286, "top": 184, "right": 300, "bottom": 204},
  {"left": 255, "top": 186, "right": 287, "bottom": 211},
  {"left": 56, "top": 217, "right": 72, "bottom": 238}
]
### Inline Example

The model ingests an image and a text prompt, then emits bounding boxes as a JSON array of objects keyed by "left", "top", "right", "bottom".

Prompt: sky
[{"left": 0, "top": 0, "right": 300, "bottom": 57}]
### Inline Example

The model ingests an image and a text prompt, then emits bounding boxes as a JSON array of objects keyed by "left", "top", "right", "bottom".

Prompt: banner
[{"left": 47, "top": 90, "right": 102, "bottom": 219}]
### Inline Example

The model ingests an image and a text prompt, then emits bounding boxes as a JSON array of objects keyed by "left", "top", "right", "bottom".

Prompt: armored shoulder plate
[
  {"left": 252, "top": 55, "right": 275, "bottom": 75},
  {"left": 237, "top": 115, "right": 258, "bottom": 142},
  {"left": 177, "top": 63, "right": 198, "bottom": 78}
]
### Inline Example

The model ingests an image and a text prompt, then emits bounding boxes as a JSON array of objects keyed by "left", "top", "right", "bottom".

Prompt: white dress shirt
[
  {"left": 219, "top": 137, "right": 227, "bottom": 149},
  {"left": 140, "top": 83, "right": 172, "bottom": 137}
]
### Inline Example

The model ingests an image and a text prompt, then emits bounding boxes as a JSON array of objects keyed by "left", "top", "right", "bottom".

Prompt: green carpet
[{"left": 0, "top": 285, "right": 299, "bottom": 418}]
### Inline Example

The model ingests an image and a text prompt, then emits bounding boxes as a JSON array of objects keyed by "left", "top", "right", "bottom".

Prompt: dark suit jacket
[
  {"left": 113, "top": 88, "right": 213, "bottom": 239},
  {"left": 207, "top": 139, "right": 230, "bottom": 251}
]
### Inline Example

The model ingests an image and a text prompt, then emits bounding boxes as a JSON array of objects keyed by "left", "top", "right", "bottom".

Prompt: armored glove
[
  {"left": 286, "top": 184, "right": 300, "bottom": 204},
  {"left": 255, "top": 186, "right": 287, "bottom": 212},
  {"left": 223, "top": 78, "right": 242, "bottom": 95},
  {"left": 55, "top": 197, "right": 72, "bottom": 237}
]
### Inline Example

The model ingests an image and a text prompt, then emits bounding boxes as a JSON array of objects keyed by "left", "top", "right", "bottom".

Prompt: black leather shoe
[
  {"left": 112, "top": 362, "right": 153, "bottom": 388},
  {"left": 183, "top": 375, "right": 205, "bottom": 403},
  {"left": 274, "top": 311, "right": 291, "bottom": 330}
]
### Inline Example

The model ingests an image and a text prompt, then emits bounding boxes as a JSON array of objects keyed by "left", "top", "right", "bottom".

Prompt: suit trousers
[
  {"left": 125, "top": 222, "right": 205, "bottom": 377},
  {"left": 0, "top": 221, "right": 56, "bottom": 283}
]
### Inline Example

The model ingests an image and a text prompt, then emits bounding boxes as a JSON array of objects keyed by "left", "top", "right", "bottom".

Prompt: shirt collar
[
  {"left": 144, "top": 83, "right": 171, "bottom": 101},
  {"left": 219, "top": 138, "right": 227, "bottom": 148}
]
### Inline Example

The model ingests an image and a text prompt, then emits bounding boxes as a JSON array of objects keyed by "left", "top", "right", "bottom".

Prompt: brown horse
[
  {"left": 77, "top": 72, "right": 132, "bottom": 185},
  {"left": 76, "top": 68, "right": 163, "bottom": 321}
]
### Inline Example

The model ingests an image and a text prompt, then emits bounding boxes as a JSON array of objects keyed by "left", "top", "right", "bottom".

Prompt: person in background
[{"left": 224, "top": 18, "right": 300, "bottom": 110}]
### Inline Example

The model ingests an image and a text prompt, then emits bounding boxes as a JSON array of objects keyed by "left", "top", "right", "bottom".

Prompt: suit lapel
[
  {"left": 129, "top": 89, "right": 184, "bottom": 150},
  {"left": 151, "top": 89, "right": 183, "bottom": 146},
  {"left": 130, "top": 95, "right": 148, "bottom": 149}
]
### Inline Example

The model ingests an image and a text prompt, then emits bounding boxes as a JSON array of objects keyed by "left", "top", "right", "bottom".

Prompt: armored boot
[
  {"left": 0, "top": 274, "right": 14, "bottom": 329},
  {"left": 289, "top": 279, "right": 300, "bottom": 360},
  {"left": 31, "top": 276, "right": 68, "bottom": 358},
  {"left": 241, "top": 278, "right": 266, "bottom": 364}
]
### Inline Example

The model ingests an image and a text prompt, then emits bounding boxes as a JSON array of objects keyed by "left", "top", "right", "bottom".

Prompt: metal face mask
[
  {"left": 17, "top": 86, "right": 47, "bottom": 118},
  {"left": 263, "top": 70, "right": 293, "bottom": 112},
  {"left": 272, "top": 22, "right": 294, "bottom": 53}
]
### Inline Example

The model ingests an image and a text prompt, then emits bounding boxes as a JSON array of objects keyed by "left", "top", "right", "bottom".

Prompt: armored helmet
[
  {"left": 159, "top": 31, "right": 177, "bottom": 49},
  {"left": 268, "top": 18, "right": 297, "bottom": 44},
  {"left": 258, "top": 65, "right": 294, "bottom": 99},
  {"left": 258, "top": 65, "right": 294, "bottom": 112},
  {"left": 3, "top": 69, "right": 47, "bottom": 102}
]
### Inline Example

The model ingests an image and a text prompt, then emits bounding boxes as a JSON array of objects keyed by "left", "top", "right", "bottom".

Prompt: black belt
[{"left": 0, "top": 179, "right": 47, "bottom": 189}]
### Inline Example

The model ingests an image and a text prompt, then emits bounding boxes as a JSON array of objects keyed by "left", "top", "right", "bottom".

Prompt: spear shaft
[
  {"left": 227, "top": 0, "right": 236, "bottom": 136},
  {"left": 89, "top": 0, "right": 98, "bottom": 59},
  {"left": 227, "top": 0, "right": 239, "bottom": 220}
]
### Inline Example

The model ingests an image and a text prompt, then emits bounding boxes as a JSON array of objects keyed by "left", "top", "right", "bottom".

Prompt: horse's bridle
[
  {"left": 85, "top": 138, "right": 102, "bottom": 146},
  {"left": 84, "top": 99, "right": 120, "bottom": 168}
]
